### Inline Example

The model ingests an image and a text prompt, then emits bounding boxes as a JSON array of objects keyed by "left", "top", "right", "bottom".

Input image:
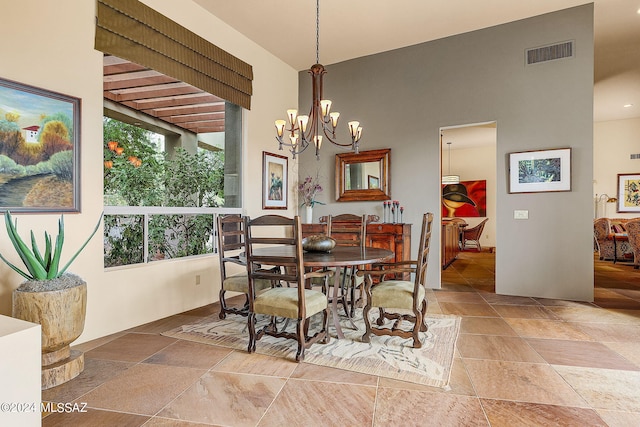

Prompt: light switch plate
[{"left": 514, "top": 210, "right": 529, "bottom": 219}]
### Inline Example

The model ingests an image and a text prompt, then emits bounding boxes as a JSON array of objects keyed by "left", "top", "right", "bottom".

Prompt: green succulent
[{"left": 0, "top": 211, "right": 103, "bottom": 281}]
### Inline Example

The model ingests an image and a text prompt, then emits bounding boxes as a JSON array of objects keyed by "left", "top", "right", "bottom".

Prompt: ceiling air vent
[
  {"left": 631, "top": 153, "right": 640, "bottom": 160},
  {"left": 526, "top": 41, "right": 574, "bottom": 65}
]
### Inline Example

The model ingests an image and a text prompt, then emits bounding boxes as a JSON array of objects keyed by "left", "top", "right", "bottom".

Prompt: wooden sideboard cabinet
[
  {"left": 302, "top": 222, "right": 412, "bottom": 279},
  {"left": 442, "top": 220, "right": 460, "bottom": 269}
]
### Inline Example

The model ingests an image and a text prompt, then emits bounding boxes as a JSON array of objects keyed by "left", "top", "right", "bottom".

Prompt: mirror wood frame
[{"left": 335, "top": 148, "right": 391, "bottom": 202}]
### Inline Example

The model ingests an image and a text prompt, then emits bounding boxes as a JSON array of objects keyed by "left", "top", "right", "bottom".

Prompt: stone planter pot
[{"left": 12, "top": 273, "right": 87, "bottom": 390}]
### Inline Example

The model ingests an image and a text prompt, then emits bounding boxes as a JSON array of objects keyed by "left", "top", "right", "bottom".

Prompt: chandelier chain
[{"left": 316, "top": 0, "right": 320, "bottom": 65}]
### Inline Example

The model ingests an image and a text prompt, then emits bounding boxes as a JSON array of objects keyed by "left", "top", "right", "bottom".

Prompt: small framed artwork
[
  {"left": 367, "top": 174, "right": 380, "bottom": 189},
  {"left": 508, "top": 148, "right": 571, "bottom": 193},
  {"left": 0, "top": 77, "right": 81, "bottom": 213},
  {"left": 616, "top": 173, "right": 640, "bottom": 213},
  {"left": 262, "top": 151, "right": 288, "bottom": 209}
]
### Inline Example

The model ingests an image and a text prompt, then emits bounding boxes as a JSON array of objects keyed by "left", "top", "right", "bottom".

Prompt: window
[{"left": 103, "top": 103, "right": 242, "bottom": 268}]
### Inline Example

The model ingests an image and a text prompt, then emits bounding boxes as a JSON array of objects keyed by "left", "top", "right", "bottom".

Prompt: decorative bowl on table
[{"left": 302, "top": 235, "right": 336, "bottom": 252}]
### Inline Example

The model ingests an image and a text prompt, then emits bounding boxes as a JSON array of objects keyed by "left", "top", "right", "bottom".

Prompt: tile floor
[{"left": 42, "top": 252, "right": 640, "bottom": 426}]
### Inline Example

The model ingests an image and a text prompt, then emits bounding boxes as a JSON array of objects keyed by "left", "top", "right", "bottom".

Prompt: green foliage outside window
[{"left": 103, "top": 118, "right": 225, "bottom": 267}]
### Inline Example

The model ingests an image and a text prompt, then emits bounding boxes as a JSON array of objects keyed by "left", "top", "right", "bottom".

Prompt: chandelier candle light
[{"left": 274, "top": 0, "right": 363, "bottom": 160}]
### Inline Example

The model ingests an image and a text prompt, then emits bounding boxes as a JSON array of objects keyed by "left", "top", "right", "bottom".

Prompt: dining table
[{"left": 251, "top": 245, "right": 394, "bottom": 339}]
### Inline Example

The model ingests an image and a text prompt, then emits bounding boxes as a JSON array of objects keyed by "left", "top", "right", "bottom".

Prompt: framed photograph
[
  {"left": 508, "top": 148, "right": 571, "bottom": 193},
  {"left": 0, "top": 78, "right": 81, "bottom": 213},
  {"left": 616, "top": 173, "right": 640, "bottom": 213},
  {"left": 367, "top": 174, "right": 380, "bottom": 189},
  {"left": 262, "top": 151, "right": 288, "bottom": 209}
]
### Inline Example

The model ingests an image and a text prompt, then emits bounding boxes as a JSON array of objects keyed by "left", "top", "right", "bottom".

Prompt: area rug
[{"left": 163, "top": 310, "right": 460, "bottom": 389}]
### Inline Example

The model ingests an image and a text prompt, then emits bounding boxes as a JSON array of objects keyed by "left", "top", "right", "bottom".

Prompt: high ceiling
[
  {"left": 104, "top": 1, "right": 640, "bottom": 135},
  {"left": 193, "top": 0, "right": 640, "bottom": 123}
]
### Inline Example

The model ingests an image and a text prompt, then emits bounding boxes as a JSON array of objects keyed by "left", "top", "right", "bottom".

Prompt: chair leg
[
  {"left": 247, "top": 313, "right": 257, "bottom": 353},
  {"left": 419, "top": 299, "right": 428, "bottom": 332},
  {"left": 361, "top": 303, "right": 372, "bottom": 343},
  {"left": 295, "top": 319, "right": 305, "bottom": 362},
  {"left": 321, "top": 307, "right": 330, "bottom": 344},
  {"left": 412, "top": 310, "right": 424, "bottom": 349},
  {"left": 218, "top": 289, "right": 227, "bottom": 319}
]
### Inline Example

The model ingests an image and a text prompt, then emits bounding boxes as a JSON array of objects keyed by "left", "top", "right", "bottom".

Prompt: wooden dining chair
[
  {"left": 358, "top": 212, "right": 433, "bottom": 348},
  {"left": 244, "top": 214, "right": 332, "bottom": 362},
  {"left": 326, "top": 214, "right": 367, "bottom": 317},
  {"left": 217, "top": 214, "right": 272, "bottom": 319}
]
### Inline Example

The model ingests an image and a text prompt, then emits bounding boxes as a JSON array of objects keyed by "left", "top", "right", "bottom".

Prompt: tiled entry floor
[{"left": 42, "top": 253, "right": 640, "bottom": 426}]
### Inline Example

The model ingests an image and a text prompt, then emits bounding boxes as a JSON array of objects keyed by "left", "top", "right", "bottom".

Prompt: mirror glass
[
  {"left": 345, "top": 161, "right": 381, "bottom": 190},
  {"left": 336, "top": 149, "right": 390, "bottom": 202}
]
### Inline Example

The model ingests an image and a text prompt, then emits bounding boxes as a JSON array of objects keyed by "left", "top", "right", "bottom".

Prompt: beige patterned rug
[{"left": 163, "top": 309, "right": 460, "bottom": 389}]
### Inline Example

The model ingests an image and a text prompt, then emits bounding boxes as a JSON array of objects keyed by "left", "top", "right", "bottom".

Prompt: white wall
[
  {"left": 594, "top": 117, "right": 640, "bottom": 219},
  {"left": 0, "top": 0, "right": 299, "bottom": 343}
]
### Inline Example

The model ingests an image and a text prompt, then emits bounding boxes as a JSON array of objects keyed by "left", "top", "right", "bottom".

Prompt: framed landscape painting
[
  {"left": 262, "top": 151, "right": 288, "bottom": 209},
  {"left": 617, "top": 173, "right": 640, "bottom": 213},
  {"left": 508, "top": 148, "right": 571, "bottom": 194},
  {"left": 0, "top": 78, "right": 80, "bottom": 212}
]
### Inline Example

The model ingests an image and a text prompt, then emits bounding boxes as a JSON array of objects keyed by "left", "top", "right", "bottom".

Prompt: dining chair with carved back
[
  {"left": 358, "top": 212, "right": 434, "bottom": 348},
  {"left": 244, "top": 214, "right": 332, "bottom": 362},
  {"left": 217, "top": 214, "right": 270, "bottom": 319},
  {"left": 325, "top": 213, "right": 367, "bottom": 317}
]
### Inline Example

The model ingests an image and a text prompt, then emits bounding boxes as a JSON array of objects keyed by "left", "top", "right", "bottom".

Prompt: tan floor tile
[
  {"left": 526, "top": 338, "right": 639, "bottom": 370},
  {"left": 72, "top": 331, "right": 127, "bottom": 353},
  {"left": 378, "top": 357, "right": 476, "bottom": 396},
  {"left": 158, "top": 371, "right": 285, "bottom": 427},
  {"left": 374, "top": 387, "right": 488, "bottom": 426},
  {"left": 534, "top": 297, "right": 596, "bottom": 308},
  {"left": 463, "top": 359, "right": 588, "bottom": 407},
  {"left": 574, "top": 321, "right": 640, "bottom": 343},
  {"left": 43, "top": 358, "right": 133, "bottom": 404},
  {"left": 480, "top": 293, "right": 540, "bottom": 306},
  {"left": 85, "top": 333, "right": 177, "bottom": 362},
  {"left": 144, "top": 340, "right": 233, "bottom": 369},
  {"left": 259, "top": 379, "right": 376, "bottom": 427},
  {"left": 481, "top": 399, "right": 607, "bottom": 427},
  {"left": 491, "top": 304, "right": 559, "bottom": 320},
  {"left": 547, "top": 306, "right": 639, "bottom": 324},
  {"left": 603, "top": 341, "right": 640, "bottom": 368},
  {"left": 458, "top": 334, "right": 545, "bottom": 362},
  {"left": 144, "top": 417, "right": 221, "bottom": 426},
  {"left": 597, "top": 409, "right": 640, "bottom": 427},
  {"left": 439, "top": 302, "right": 499, "bottom": 317},
  {"left": 555, "top": 365, "right": 640, "bottom": 412},
  {"left": 211, "top": 350, "right": 298, "bottom": 377},
  {"left": 42, "top": 409, "right": 149, "bottom": 427},
  {"left": 128, "top": 314, "right": 202, "bottom": 334},
  {"left": 504, "top": 318, "right": 594, "bottom": 340},
  {"left": 290, "top": 362, "right": 378, "bottom": 386},
  {"left": 80, "top": 363, "right": 205, "bottom": 415},
  {"left": 460, "top": 317, "right": 518, "bottom": 336},
  {"left": 433, "top": 291, "right": 487, "bottom": 304}
]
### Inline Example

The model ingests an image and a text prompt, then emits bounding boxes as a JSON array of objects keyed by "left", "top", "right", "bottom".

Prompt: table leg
[
  {"left": 613, "top": 235, "right": 618, "bottom": 264},
  {"left": 331, "top": 268, "right": 344, "bottom": 339}
]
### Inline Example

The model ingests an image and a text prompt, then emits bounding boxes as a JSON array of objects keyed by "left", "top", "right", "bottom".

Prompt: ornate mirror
[{"left": 335, "top": 148, "right": 390, "bottom": 202}]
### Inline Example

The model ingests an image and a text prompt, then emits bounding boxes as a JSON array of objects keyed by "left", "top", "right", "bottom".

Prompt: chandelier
[{"left": 274, "top": 0, "right": 363, "bottom": 160}]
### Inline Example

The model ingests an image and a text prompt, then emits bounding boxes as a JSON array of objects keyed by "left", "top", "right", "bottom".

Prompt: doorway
[{"left": 439, "top": 122, "right": 497, "bottom": 278}]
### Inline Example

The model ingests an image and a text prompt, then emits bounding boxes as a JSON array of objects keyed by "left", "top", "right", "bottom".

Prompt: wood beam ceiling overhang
[{"left": 103, "top": 55, "right": 225, "bottom": 134}]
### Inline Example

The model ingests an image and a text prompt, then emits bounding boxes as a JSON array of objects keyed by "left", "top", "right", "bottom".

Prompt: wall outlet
[
  {"left": 195, "top": 274, "right": 201, "bottom": 285},
  {"left": 514, "top": 210, "right": 529, "bottom": 220}
]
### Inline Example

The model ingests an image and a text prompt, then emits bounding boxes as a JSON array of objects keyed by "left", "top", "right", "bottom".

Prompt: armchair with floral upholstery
[{"left": 593, "top": 218, "right": 633, "bottom": 261}]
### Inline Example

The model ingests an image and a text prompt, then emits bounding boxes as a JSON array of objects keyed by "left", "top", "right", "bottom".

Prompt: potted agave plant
[{"left": 0, "top": 211, "right": 102, "bottom": 390}]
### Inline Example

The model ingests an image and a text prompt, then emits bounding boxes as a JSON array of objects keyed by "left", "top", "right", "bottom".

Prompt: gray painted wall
[{"left": 297, "top": 5, "right": 594, "bottom": 301}]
